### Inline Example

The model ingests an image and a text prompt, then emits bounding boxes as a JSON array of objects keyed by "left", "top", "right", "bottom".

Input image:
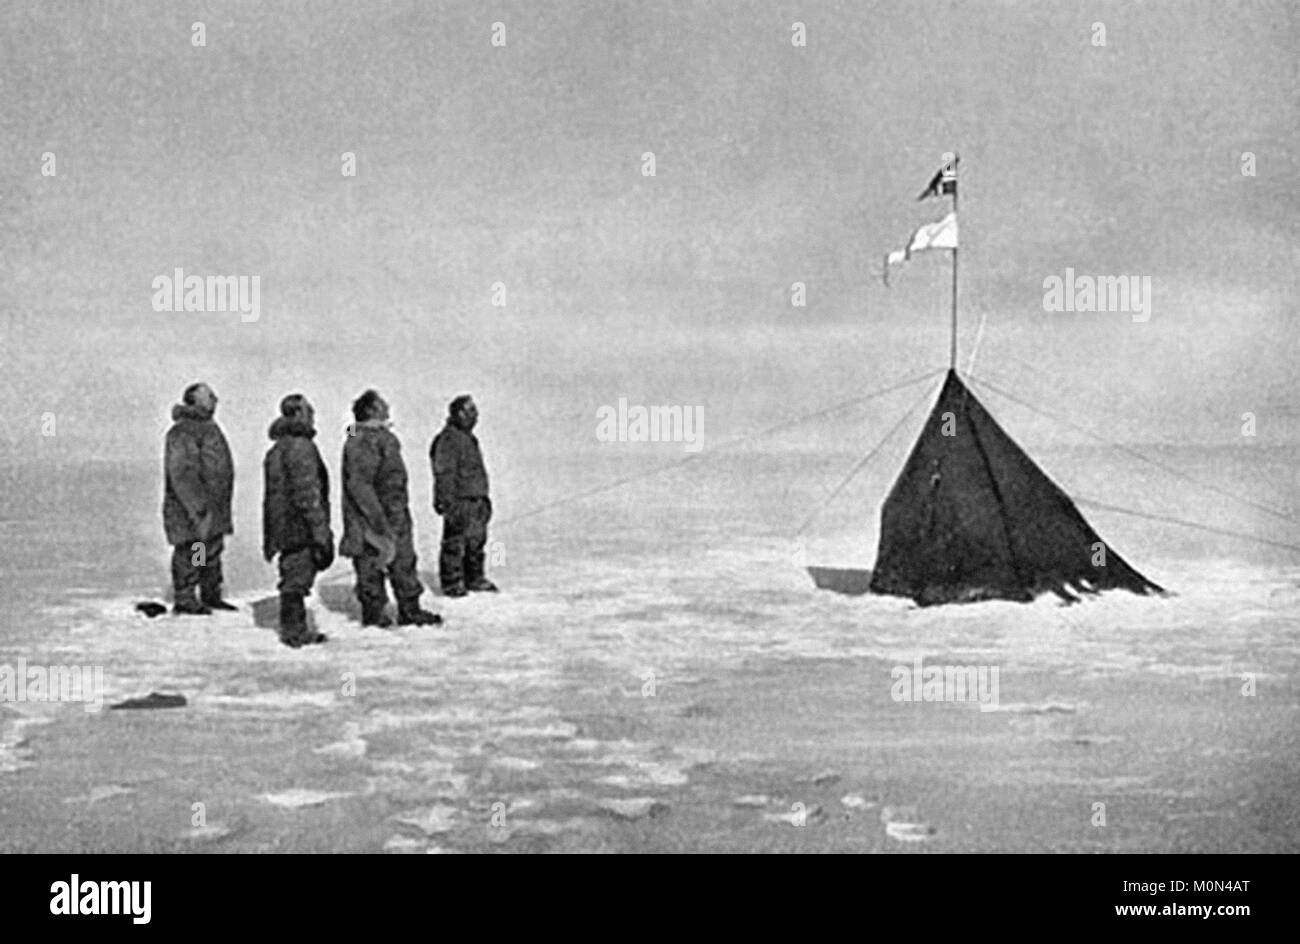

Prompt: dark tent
[{"left": 868, "top": 370, "right": 1162, "bottom": 606}]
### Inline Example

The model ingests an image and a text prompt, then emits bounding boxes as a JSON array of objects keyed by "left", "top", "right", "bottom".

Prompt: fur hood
[
  {"left": 172, "top": 403, "right": 215, "bottom": 422},
  {"left": 268, "top": 416, "right": 317, "bottom": 440}
]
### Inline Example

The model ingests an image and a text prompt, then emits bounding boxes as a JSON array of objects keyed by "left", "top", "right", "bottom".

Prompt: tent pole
[{"left": 950, "top": 180, "right": 958, "bottom": 372}]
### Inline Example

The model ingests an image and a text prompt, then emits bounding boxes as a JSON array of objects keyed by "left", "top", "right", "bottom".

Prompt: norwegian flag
[{"left": 916, "top": 154, "right": 958, "bottom": 201}]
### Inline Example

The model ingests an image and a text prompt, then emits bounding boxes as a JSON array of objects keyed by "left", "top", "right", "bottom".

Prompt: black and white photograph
[{"left": 0, "top": 0, "right": 1294, "bottom": 891}]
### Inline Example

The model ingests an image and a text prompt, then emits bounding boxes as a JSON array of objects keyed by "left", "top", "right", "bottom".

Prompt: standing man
[
  {"left": 339, "top": 389, "right": 441, "bottom": 627},
  {"left": 430, "top": 394, "right": 497, "bottom": 597},
  {"left": 263, "top": 394, "right": 333, "bottom": 648},
  {"left": 163, "top": 382, "right": 236, "bottom": 615}
]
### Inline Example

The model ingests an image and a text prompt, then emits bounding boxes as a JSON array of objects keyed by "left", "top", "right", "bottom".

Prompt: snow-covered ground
[{"left": 1, "top": 449, "right": 1297, "bottom": 852}]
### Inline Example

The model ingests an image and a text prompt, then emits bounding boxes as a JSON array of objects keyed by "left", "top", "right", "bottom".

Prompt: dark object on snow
[
  {"left": 361, "top": 605, "right": 394, "bottom": 628},
  {"left": 867, "top": 370, "right": 1162, "bottom": 606},
  {"left": 276, "top": 591, "right": 327, "bottom": 648},
  {"left": 278, "top": 591, "right": 308, "bottom": 646},
  {"left": 172, "top": 594, "right": 211, "bottom": 616},
  {"left": 135, "top": 601, "right": 168, "bottom": 618},
  {"left": 110, "top": 692, "right": 188, "bottom": 710},
  {"left": 397, "top": 606, "right": 441, "bottom": 626},
  {"left": 806, "top": 567, "right": 873, "bottom": 596},
  {"left": 280, "top": 628, "right": 327, "bottom": 649}
]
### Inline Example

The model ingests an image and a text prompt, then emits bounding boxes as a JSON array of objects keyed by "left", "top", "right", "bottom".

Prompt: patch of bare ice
[
  {"left": 497, "top": 722, "right": 578, "bottom": 740},
  {"left": 395, "top": 804, "right": 460, "bottom": 836},
  {"left": 261, "top": 788, "right": 356, "bottom": 808},
  {"left": 383, "top": 834, "right": 426, "bottom": 853},
  {"left": 989, "top": 701, "right": 1081, "bottom": 715},
  {"left": 490, "top": 756, "right": 541, "bottom": 772},
  {"left": 885, "top": 821, "right": 937, "bottom": 842},
  {"left": 314, "top": 737, "right": 368, "bottom": 760},
  {"left": 0, "top": 708, "right": 55, "bottom": 774},
  {"left": 184, "top": 823, "right": 234, "bottom": 843},
  {"left": 64, "top": 784, "right": 135, "bottom": 804},
  {"left": 205, "top": 691, "right": 339, "bottom": 710}
]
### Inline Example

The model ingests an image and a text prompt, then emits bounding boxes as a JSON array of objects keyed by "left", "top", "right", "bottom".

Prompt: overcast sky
[{"left": 1, "top": 0, "right": 1296, "bottom": 466}]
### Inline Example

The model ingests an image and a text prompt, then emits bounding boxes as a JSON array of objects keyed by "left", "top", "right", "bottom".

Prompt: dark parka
[
  {"left": 262, "top": 416, "right": 332, "bottom": 558},
  {"left": 163, "top": 403, "right": 234, "bottom": 545},
  {"left": 430, "top": 422, "right": 490, "bottom": 510},
  {"left": 340, "top": 421, "right": 413, "bottom": 558}
]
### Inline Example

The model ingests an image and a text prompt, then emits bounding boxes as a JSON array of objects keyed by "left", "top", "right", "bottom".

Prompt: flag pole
[{"left": 950, "top": 166, "right": 958, "bottom": 372}]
